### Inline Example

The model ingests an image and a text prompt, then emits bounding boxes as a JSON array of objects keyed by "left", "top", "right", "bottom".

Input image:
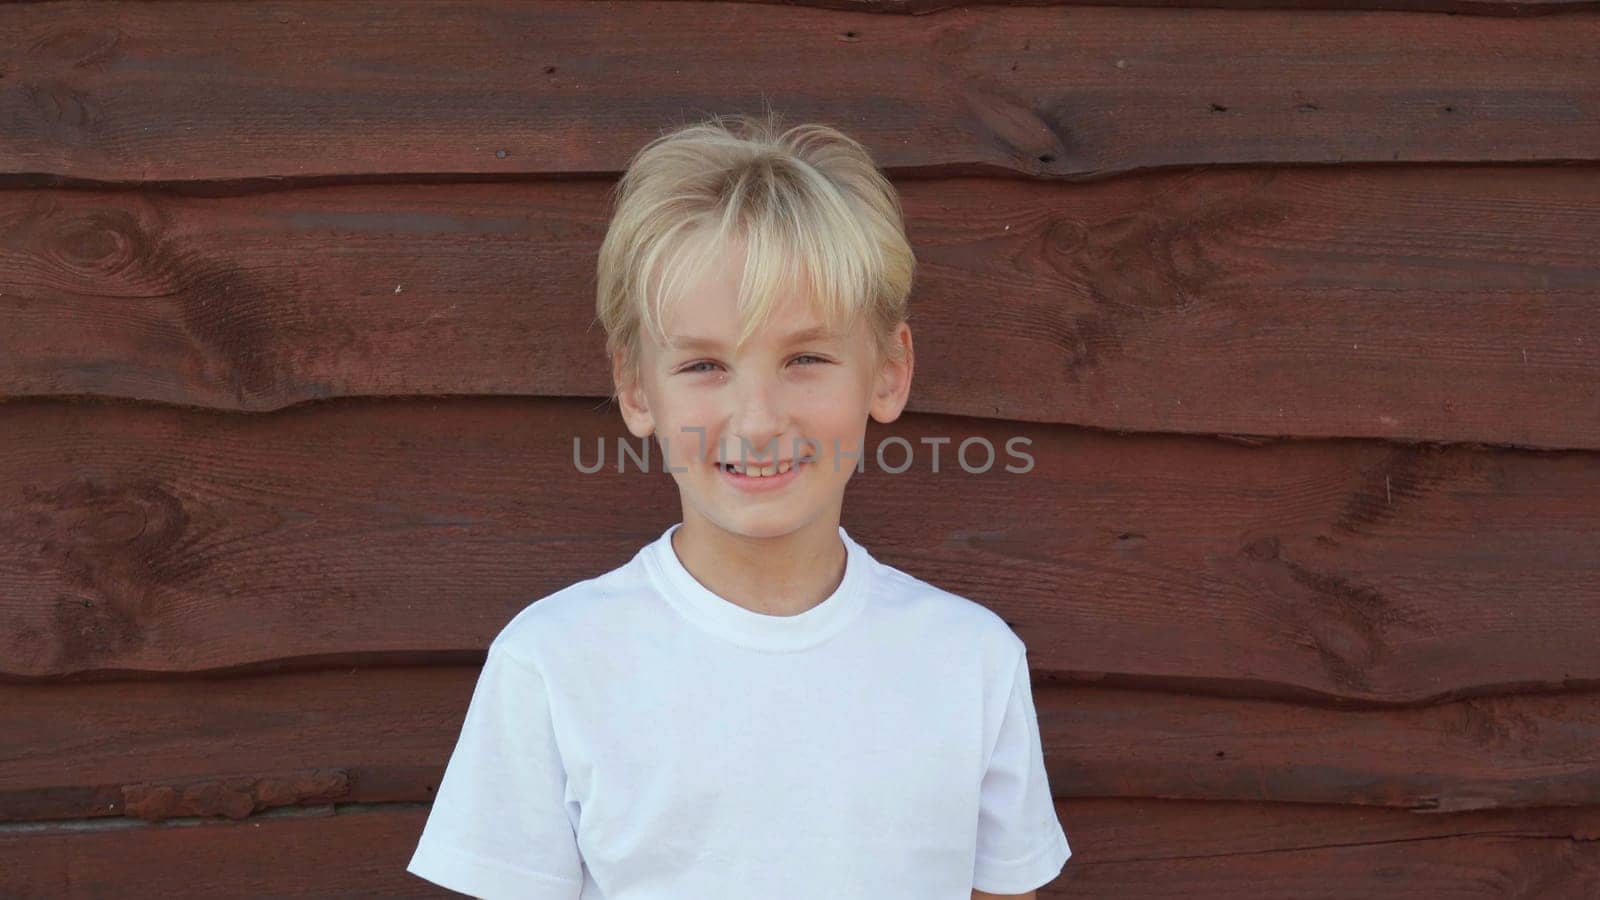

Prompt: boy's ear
[
  {"left": 612, "top": 350, "right": 656, "bottom": 438},
  {"left": 869, "top": 321, "right": 914, "bottom": 424}
]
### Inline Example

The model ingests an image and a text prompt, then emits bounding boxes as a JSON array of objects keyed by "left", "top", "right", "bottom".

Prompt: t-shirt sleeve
[
  {"left": 972, "top": 644, "right": 1072, "bottom": 894},
  {"left": 407, "top": 639, "right": 585, "bottom": 899}
]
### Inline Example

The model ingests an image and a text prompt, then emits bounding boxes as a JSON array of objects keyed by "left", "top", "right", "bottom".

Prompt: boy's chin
[{"left": 691, "top": 495, "right": 840, "bottom": 531}]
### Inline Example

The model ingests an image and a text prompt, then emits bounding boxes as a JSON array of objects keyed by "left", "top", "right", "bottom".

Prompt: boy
[{"left": 406, "top": 112, "right": 1071, "bottom": 898}]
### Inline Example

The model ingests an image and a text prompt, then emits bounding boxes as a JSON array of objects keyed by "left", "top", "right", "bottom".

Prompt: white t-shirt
[{"left": 407, "top": 521, "right": 1070, "bottom": 899}]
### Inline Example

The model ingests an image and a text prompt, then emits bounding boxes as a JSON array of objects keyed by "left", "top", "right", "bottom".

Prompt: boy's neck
[{"left": 670, "top": 516, "right": 847, "bottom": 617}]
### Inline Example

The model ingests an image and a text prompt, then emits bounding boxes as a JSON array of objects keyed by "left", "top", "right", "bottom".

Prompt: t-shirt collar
[{"left": 644, "top": 521, "right": 871, "bottom": 652}]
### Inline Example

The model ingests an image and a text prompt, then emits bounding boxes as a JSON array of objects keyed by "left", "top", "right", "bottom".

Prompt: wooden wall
[{"left": 3, "top": 1, "right": 1599, "bottom": 896}]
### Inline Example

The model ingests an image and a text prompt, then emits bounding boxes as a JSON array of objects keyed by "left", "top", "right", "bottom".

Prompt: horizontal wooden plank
[
  {"left": 0, "top": 804, "right": 442, "bottom": 899},
  {"left": 2, "top": 666, "right": 1597, "bottom": 823},
  {"left": 1053, "top": 798, "right": 1600, "bottom": 897},
  {"left": 0, "top": 665, "right": 473, "bottom": 823},
  {"left": 1039, "top": 684, "right": 1600, "bottom": 813},
  {"left": 4, "top": 167, "right": 1598, "bottom": 448},
  {"left": 4, "top": 2, "right": 1599, "bottom": 183},
  {"left": 769, "top": 0, "right": 1600, "bottom": 16},
  {"left": 2, "top": 396, "right": 1598, "bottom": 703},
  {"left": 1, "top": 799, "right": 1597, "bottom": 898}
]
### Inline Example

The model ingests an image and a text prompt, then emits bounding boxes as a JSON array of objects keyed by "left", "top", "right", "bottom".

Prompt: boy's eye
[{"left": 679, "top": 355, "right": 828, "bottom": 375}]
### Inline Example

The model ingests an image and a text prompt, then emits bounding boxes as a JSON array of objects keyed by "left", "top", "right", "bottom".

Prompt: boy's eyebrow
[{"left": 666, "top": 325, "right": 843, "bottom": 351}]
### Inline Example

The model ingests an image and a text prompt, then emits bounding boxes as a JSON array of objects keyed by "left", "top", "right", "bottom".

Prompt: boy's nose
[{"left": 728, "top": 378, "right": 787, "bottom": 460}]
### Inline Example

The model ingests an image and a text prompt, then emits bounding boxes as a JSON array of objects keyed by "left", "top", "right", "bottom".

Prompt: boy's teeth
[{"left": 726, "top": 460, "right": 795, "bottom": 477}]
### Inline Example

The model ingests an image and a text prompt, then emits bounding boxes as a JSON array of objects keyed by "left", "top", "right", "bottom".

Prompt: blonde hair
[{"left": 595, "top": 109, "right": 914, "bottom": 398}]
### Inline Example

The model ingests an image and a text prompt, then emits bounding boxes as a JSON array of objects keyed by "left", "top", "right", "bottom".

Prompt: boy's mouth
[
  {"left": 715, "top": 459, "right": 810, "bottom": 489},
  {"left": 717, "top": 459, "right": 799, "bottom": 477}
]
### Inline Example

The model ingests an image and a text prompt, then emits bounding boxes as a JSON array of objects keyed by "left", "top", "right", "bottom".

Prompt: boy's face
[{"left": 614, "top": 242, "right": 913, "bottom": 541}]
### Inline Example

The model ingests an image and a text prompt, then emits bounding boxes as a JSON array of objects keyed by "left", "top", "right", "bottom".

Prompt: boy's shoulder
[
  {"left": 868, "top": 554, "right": 1028, "bottom": 661},
  {"left": 488, "top": 544, "right": 657, "bottom": 666}
]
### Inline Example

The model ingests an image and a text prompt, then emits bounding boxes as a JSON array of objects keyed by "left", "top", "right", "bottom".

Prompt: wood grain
[
  {"left": 3, "top": 2, "right": 1599, "bottom": 183},
  {"left": 1, "top": 799, "right": 1596, "bottom": 898},
  {"left": 4, "top": 167, "right": 1597, "bottom": 448},
  {"left": 3, "top": 665, "right": 1597, "bottom": 824},
  {"left": 722, "top": 0, "right": 1600, "bottom": 17},
  {"left": 3, "top": 396, "right": 1597, "bottom": 705}
]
